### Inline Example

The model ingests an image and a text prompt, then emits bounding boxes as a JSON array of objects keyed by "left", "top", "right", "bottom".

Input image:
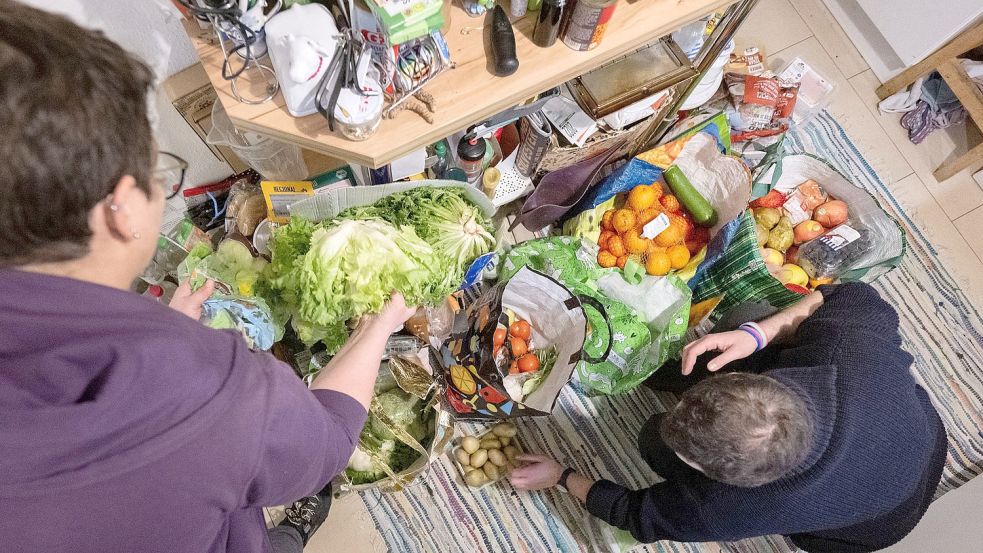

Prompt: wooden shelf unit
[{"left": 183, "top": 0, "right": 737, "bottom": 169}]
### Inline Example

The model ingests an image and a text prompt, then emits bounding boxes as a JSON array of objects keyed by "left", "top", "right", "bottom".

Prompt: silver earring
[
  {"left": 109, "top": 204, "right": 120, "bottom": 212},
  {"left": 132, "top": 231, "right": 141, "bottom": 239}
]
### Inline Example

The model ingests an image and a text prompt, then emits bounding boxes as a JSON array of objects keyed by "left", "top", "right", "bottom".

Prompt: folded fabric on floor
[
  {"left": 878, "top": 77, "right": 924, "bottom": 114},
  {"left": 900, "top": 72, "right": 967, "bottom": 144},
  {"left": 352, "top": 111, "right": 983, "bottom": 553}
]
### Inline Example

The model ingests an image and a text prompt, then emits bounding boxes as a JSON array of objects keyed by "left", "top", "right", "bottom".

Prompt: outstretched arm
[
  {"left": 309, "top": 293, "right": 417, "bottom": 409},
  {"left": 509, "top": 455, "right": 719, "bottom": 543},
  {"left": 681, "top": 291, "right": 825, "bottom": 374}
]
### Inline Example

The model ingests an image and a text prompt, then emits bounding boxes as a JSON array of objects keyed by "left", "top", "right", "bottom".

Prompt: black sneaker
[{"left": 279, "top": 482, "right": 333, "bottom": 545}]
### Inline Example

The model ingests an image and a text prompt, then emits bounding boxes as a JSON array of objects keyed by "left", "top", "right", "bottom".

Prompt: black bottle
[{"left": 532, "top": 0, "right": 566, "bottom": 48}]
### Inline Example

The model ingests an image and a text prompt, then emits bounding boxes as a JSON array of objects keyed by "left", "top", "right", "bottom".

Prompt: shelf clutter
[{"left": 179, "top": 0, "right": 737, "bottom": 168}]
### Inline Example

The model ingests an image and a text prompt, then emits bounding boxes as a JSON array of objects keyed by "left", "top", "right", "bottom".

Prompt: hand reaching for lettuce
[
  {"left": 169, "top": 279, "right": 215, "bottom": 320},
  {"left": 359, "top": 292, "right": 418, "bottom": 334}
]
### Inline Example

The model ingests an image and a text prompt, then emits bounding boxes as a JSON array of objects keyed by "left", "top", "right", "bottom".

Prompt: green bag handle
[
  {"left": 574, "top": 294, "right": 614, "bottom": 365},
  {"left": 749, "top": 136, "right": 787, "bottom": 199}
]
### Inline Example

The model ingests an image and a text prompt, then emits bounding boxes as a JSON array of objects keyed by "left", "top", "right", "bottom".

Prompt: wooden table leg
[
  {"left": 875, "top": 21, "right": 983, "bottom": 101},
  {"left": 933, "top": 141, "right": 983, "bottom": 182}
]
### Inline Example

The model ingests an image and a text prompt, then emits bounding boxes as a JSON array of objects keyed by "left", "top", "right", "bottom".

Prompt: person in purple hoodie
[{"left": 0, "top": 3, "right": 415, "bottom": 552}]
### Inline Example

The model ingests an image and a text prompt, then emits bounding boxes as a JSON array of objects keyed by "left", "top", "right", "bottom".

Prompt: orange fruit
[
  {"left": 645, "top": 251, "right": 671, "bottom": 276},
  {"left": 607, "top": 235, "right": 627, "bottom": 257},
  {"left": 654, "top": 216, "right": 687, "bottom": 247},
  {"left": 598, "top": 230, "right": 615, "bottom": 248},
  {"left": 616, "top": 255, "right": 628, "bottom": 269},
  {"left": 685, "top": 239, "right": 706, "bottom": 255},
  {"left": 636, "top": 206, "right": 663, "bottom": 226},
  {"left": 624, "top": 229, "right": 649, "bottom": 255},
  {"left": 597, "top": 251, "right": 617, "bottom": 268},
  {"left": 600, "top": 209, "right": 616, "bottom": 231},
  {"left": 687, "top": 225, "right": 710, "bottom": 243},
  {"left": 649, "top": 182, "right": 664, "bottom": 200},
  {"left": 646, "top": 241, "right": 667, "bottom": 255},
  {"left": 612, "top": 209, "right": 637, "bottom": 234},
  {"left": 660, "top": 194, "right": 681, "bottom": 213},
  {"left": 627, "top": 185, "right": 657, "bottom": 212},
  {"left": 668, "top": 244, "right": 691, "bottom": 269}
]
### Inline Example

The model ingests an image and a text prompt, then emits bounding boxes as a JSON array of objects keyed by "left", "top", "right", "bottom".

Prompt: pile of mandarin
[{"left": 597, "top": 182, "right": 710, "bottom": 276}]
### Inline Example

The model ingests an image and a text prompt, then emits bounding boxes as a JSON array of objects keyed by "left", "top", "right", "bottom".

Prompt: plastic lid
[
  {"left": 158, "top": 236, "right": 170, "bottom": 249},
  {"left": 147, "top": 284, "right": 164, "bottom": 298},
  {"left": 334, "top": 84, "right": 384, "bottom": 126},
  {"left": 434, "top": 141, "right": 446, "bottom": 155},
  {"left": 457, "top": 136, "right": 485, "bottom": 162}
]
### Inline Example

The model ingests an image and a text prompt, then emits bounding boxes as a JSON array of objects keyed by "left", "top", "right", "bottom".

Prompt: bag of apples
[{"left": 689, "top": 153, "right": 905, "bottom": 327}]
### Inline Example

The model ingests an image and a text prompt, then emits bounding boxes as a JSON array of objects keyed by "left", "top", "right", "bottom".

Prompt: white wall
[{"left": 26, "top": 0, "right": 231, "bottom": 188}]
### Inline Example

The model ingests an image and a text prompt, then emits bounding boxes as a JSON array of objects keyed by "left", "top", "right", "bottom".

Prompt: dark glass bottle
[{"left": 532, "top": 0, "right": 566, "bottom": 47}]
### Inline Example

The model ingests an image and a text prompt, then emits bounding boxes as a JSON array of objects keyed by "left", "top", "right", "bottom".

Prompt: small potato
[
  {"left": 479, "top": 438, "right": 501, "bottom": 450},
  {"left": 503, "top": 445, "right": 519, "bottom": 462},
  {"left": 454, "top": 449, "right": 471, "bottom": 467},
  {"left": 465, "top": 469, "right": 487, "bottom": 487},
  {"left": 487, "top": 449, "right": 507, "bottom": 467},
  {"left": 499, "top": 436, "right": 511, "bottom": 447},
  {"left": 492, "top": 423, "right": 518, "bottom": 438},
  {"left": 461, "top": 436, "right": 480, "bottom": 454},
  {"left": 469, "top": 449, "right": 488, "bottom": 468},
  {"left": 483, "top": 463, "right": 500, "bottom": 481}
]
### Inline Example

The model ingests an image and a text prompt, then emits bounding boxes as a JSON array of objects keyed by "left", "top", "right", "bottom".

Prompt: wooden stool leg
[
  {"left": 875, "top": 21, "right": 983, "bottom": 101},
  {"left": 933, "top": 141, "right": 983, "bottom": 182}
]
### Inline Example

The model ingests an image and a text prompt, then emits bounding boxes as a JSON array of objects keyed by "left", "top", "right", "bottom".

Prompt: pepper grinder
[{"left": 532, "top": 0, "right": 566, "bottom": 47}]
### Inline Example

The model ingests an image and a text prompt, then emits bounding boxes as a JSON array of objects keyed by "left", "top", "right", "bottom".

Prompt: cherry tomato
[
  {"left": 517, "top": 353, "right": 540, "bottom": 373},
  {"left": 509, "top": 337, "right": 528, "bottom": 357},
  {"left": 493, "top": 327, "right": 507, "bottom": 347},
  {"left": 509, "top": 320, "right": 532, "bottom": 341}
]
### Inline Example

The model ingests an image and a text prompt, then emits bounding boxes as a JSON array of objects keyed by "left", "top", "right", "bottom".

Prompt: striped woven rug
[{"left": 353, "top": 111, "right": 983, "bottom": 553}]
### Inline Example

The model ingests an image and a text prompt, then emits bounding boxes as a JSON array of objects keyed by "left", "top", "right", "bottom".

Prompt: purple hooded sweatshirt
[{"left": 0, "top": 269, "right": 367, "bottom": 552}]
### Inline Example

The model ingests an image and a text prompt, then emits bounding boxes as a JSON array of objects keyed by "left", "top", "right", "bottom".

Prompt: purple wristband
[{"left": 738, "top": 324, "right": 764, "bottom": 351}]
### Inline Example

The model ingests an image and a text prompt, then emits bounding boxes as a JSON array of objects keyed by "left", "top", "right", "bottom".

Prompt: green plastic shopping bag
[{"left": 500, "top": 237, "right": 690, "bottom": 396}]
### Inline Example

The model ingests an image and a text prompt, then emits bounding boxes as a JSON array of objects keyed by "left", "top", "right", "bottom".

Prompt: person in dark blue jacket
[{"left": 511, "top": 283, "right": 948, "bottom": 552}]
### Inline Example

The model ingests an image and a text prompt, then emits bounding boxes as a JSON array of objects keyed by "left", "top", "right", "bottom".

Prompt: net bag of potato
[
  {"left": 500, "top": 237, "right": 691, "bottom": 396},
  {"left": 689, "top": 153, "right": 905, "bottom": 327},
  {"left": 431, "top": 267, "right": 591, "bottom": 420}
]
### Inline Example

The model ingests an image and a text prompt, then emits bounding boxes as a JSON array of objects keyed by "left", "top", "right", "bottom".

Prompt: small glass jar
[{"left": 335, "top": 87, "right": 384, "bottom": 142}]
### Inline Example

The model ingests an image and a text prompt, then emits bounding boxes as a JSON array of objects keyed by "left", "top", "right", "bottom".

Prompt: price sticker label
[{"left": 641, "top": 213, "right": 671, "bottom": 239}]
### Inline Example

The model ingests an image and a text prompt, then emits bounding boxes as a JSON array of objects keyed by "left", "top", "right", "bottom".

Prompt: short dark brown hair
[
  {"left": 660, "top": 373, "right": 814, "bottom": 487},
  {"left": 0, "top": 0, "right": 154, "bottom": 267}
]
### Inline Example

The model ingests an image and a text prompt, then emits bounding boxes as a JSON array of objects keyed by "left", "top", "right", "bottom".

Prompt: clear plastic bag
[
  {"left": 760, "top": 154, "right": 904, "bottom": 281},
  {"left": 206, "top": 101, "right": 308, "bottom": 180}
]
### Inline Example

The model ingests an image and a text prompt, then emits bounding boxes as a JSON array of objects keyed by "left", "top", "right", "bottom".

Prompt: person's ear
[{"left": 104, "top": 175, "right": 144, "bottom": 241}]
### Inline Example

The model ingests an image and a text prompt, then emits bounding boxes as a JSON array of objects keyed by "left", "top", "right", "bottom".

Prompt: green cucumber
[{"left": 663, "top": 165, "right": 718, "bottom": 227}]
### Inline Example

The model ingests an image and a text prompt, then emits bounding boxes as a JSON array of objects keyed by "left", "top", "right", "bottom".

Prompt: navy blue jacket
[{"left": 586, "top": 283, "right": 948, "bottom": 552}]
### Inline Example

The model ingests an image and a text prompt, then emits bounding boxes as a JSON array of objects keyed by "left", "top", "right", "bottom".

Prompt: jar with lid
[{"left": 457, "top": 136, "right": 486, "bottom": 185}]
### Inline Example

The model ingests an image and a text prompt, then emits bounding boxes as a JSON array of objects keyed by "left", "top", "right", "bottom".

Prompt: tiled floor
[{"left": 306, "top": 1, "right": 983, "bottom": 551}]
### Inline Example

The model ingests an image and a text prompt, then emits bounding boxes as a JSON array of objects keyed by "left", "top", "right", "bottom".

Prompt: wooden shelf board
[{"left": 183, "top": 0, "right": 733, "bottom": 168}]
